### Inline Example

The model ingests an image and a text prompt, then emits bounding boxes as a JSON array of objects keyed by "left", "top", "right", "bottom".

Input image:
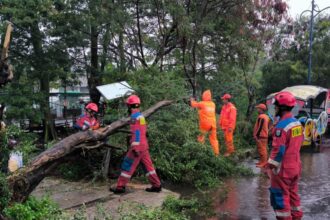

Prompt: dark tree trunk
[
  {"left": 118, "top": 29, "right": 126, "bottom": 73},
  {"left": 30, "top": 22, "right": 57, "bottom": 141},
  {"left": 245, "top": 87, "right": 256, "bottom": 122},
  {"left": 88, "top": 25, "right": 101, "bottom": 104}
]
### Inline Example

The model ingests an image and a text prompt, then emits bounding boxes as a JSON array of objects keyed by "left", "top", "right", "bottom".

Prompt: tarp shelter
[
  {"left": 266, "top": 85, "right": 329, "bottom": 118},
  {"left": 96, "top": 81, "right": 135, "bottom": 101},
  {"left": 266, "top": 85, "right": 328, "bottom": 102}
]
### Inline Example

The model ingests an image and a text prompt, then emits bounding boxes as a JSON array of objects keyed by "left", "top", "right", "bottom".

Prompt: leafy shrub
[
  {"left": 118, "top": 196, "right": 214, "bottom": 220},
  {"left": 143, "top": 100, "right": 252, "bottom": 187},
  {"left": 58, "top": 158, "right": 92, "bottom": 181},
  {"left": 121, "top": 68, "right": 253, "bottom": 187},
  {"left": 3, "top": 125, "right": 39, "bottom": 164},
  {"left": 118, "top": 202, "right": 188, "bottom": 220},
  {"left": 4, "top": 196, "right": 62, "bottom": 220},
  {"left": 0, "top": 172, "right": 11, "bottom": 212}
]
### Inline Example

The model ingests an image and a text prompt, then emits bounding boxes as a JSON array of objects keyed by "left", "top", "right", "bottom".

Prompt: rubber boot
[
  {"left": 145, "top": 185, "right": 162, "bottom": 193},
  {"left": 110, "top": 187, "right": 126, "bottom": 194}
]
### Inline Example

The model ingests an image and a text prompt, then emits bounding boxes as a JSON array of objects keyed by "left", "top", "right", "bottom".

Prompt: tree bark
[
  {"left": 30, "top": 22, "right": 57, "bottom": 141},
  {"left": 88, "top": 24, "right": 101, "bottom": 104},
  {"left": 7, "top": 100, "right": 173, "bottom": 202}
]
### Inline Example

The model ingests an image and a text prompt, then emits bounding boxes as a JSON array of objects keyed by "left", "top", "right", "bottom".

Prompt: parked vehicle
[{"left": 267, "top": 85, "right": 328, "bottom": 150}]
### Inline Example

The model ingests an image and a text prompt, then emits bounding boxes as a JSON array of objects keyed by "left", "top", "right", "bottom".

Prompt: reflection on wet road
[{"left": 213, "top": 142, "right": 330, "bottom": 220}]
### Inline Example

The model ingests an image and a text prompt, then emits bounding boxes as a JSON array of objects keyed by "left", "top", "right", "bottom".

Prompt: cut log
[{"left": 7, "top": 100, "right": 173, "bottom": 202}]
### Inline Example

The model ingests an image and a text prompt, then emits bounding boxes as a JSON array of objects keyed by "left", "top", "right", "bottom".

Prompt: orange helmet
[
  {"left": 255, "top": 103, "right": 267, "bottom": 111},
  {"left": 126, "top": 95, "right": 141, "bottom": 105},
  {"left": 274, "top": 91, "right": 296, "bottom": 107},
  {"left": 221, "top": 93, "right": 232, "bottom": 100},
  {"left": 85, "top": 103, "right": 98, "bottom": 112}
]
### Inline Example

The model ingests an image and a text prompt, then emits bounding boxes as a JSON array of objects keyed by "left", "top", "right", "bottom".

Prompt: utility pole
[
  {"left": 307, "top": 0, "right": 315, "bottom": 85},
  {"left": 301, "top": 1, "right": 330, "bottom": 85}
]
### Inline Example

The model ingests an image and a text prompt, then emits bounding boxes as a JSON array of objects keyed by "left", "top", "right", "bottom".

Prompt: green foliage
[
  {"left": 162, "top": 195, "right": 214, "bottom": 218},
  {"left": 0, "top": 131, "right": 10, "bottom": 173},
  {"left": 0, "top": 173, "right": 11, "bottom": 212},
  {"left": 58, "top": 159, "right": 92, "bottom": 181},
  {"left": 118, "top": 201, "right": 188, "bottom": 220},
  {"left": 128, "top": 67, "right": 188, "bottom": 107},
  {"left": 5, "top": 125, "right": 38, "bottom": 164},
  {"left": 110, "top": 68, "right": 253, "bottom": 188},
  {"left": 262, "top": 15, "right": 330, "bottom": 91},
  {"left": 0, "top": 125, "right": 38, "bottom": 173},
  {"left": 4, "top": 196, "right": 62, "bottom": 220},
  {"left": 261, "top": 60, "right": 306, "bottom": 95},
  {"left": 0, "top": 83, "right": 44, "bottom": 123},
  {"left": 118, "top": 195, "right": 215, "bottom": 220}
]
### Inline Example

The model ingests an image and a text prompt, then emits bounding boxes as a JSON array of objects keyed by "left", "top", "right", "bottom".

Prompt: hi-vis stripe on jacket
[
  {"left": 268, "top": 113, "right": 303, "bottom": 177},
  {"left": 130, "top": 111, "right": 148, "bottom": 151}
]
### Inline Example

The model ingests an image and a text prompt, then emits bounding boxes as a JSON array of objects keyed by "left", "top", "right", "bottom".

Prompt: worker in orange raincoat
[
  {"left": 219, "top": 94, "right": 236, "bottom": 157},
  {"left": 191, "top": 90, "right": 219, "bottom": 156},
  {"left": 253, "top": 103, "right": 270, "bottom": 167}
]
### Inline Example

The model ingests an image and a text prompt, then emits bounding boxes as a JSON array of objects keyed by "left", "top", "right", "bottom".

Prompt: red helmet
[
  {"left": 255, "top": 103, "right": 267, "bottom": 111},
  {"left": 221, "top": 93, "right": 232, "bottom": 100},
  {"left": 85, "top": 103, "right": 98, "bottom": 112},
  {"left": 274, "top": 91, "right": 296, "bottom": 107},
  {"left": 126, "top": 95, "right": 141, "bottom": 105}
]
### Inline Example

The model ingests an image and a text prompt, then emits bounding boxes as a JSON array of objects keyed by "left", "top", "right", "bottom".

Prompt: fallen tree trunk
[{"left": 7, "top": 100, "right": 173, "bottom": 202}]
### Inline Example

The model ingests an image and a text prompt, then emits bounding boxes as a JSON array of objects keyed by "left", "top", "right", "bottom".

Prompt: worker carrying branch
[
  {"left": 254, "top": 104, "right": 270, "bottom": 168},
  {"left": 265, "top": 91, "right": 303, "bottom": 220},
  {"left": 190, "top": 90, "right": 219, "bottom": 156},
  {"left": 219, "top": 94, "right": 237, "bottom": 157},
  {"left": 110, "top": 95, "right": 162, "bottom": 194}
]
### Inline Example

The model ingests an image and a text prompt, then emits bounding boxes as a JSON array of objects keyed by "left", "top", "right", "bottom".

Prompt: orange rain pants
[
  {"left": 223, "top": 129, "right": 235, "bottom": 154},
  {"left": 256, "top": 138, "right": 268, "bottom": 164},
  {"left": 219, "top": 102, "right": 237, "bottom": 154},
  {"left": 253, "top": 113, "right": 269, "bottom": 164},
  {"left": 191, "top": 90, "right": 219, "bottom": 155}
]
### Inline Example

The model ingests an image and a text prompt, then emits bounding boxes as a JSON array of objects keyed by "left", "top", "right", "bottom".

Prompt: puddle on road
[{"left": 211, "top": 144, "right": 330, "bottom": 220}]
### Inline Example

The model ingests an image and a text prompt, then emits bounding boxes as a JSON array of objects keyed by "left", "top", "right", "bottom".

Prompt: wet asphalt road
[{"left": 212, "top": 140, "right": 330, "bottom": 220}]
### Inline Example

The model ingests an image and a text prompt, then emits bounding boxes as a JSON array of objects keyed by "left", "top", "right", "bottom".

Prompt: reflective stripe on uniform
[
  {"left": 120, "top": 173, "right": 131, "bottom": 178},
  {"left": 284, "top": 121, "right": 301, "bottom": 132},
  {"left": 291, "top": 206, "right": 302, "bottom": 211},
  {"left": 146, "top": 170, "right": 156, "bottom": 176},
  {"left": 275, "top": 211, "right": 291, "bottom": 217}
]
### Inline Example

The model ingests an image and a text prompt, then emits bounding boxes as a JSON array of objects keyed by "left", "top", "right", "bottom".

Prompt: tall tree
[{"left": 0, "top": 0, "right": 72, "bottom": 141}]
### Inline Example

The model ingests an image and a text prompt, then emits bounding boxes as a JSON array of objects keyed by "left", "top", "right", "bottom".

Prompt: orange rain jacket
[
  {"left": 253, "top": 113, "right": 270, "bottom": 139},
  {"left": 219, "top": 102, "right": 237, "bottom": 130},
  {"left": 191, "top": 90, "right": 216, "bottom": 130}
]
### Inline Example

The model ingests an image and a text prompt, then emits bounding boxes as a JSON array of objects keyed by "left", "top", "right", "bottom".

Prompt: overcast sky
[{"left": 288, "top": 0, "right": 330, "bottom": 19}]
